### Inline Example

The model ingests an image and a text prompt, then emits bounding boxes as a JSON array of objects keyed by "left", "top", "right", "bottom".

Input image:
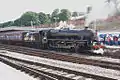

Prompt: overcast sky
[{"left": 0, "top": 0, "right": 115, "bottom": 23}]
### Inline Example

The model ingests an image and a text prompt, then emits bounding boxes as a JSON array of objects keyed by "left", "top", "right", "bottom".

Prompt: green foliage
[
  {"left": 13, "top": 18, "right": 21, "bottom": 26},
  {"left": 51, "top": 9, "right": 59, "bottom": 17},
  {"left": 0, "top": 9, "right": 73, "bottom": 27},
  {"left": 46, "top": 14, "right": 51, "bottom": 24},
  {"left": 0, "top": 21, "right": 14, "bottom": 28},
  {"left": 51, "top": 9, "right": 60, "bottom": 23},
  {"left": 38, "top": 12, "right": 49, "bottom": 24},
  {"left": 72, "top": 12, "right": 78, "bottom": 17},
  {"left": 20, "top": 11, "right": 40, "bottom": 26},
  {"left": 51, "top": 8, "right": 71, "bottom": 22},
  {"left": 58, "top": 9, "right": 71, "bottom": 21}
]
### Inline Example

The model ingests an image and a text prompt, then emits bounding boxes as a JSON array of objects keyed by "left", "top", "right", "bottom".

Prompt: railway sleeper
[
  {"left": 0, "top": 56, "right": 95, "bottom": 80},
  {"left": 0, "top": 56, "right": 117, "bottom": 80},
  {"left": 0, "top": 57, "right": 57, "bottom": 80}
]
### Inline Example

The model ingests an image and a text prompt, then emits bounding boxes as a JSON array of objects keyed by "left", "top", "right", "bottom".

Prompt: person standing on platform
[
  {"left": 114, "top": 36, "right": 118, "bottom": 45},
  {"left": 118, "top": 36, "right": 120, "bottom": 45}
]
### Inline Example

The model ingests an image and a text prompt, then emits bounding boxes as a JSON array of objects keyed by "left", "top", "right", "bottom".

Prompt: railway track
[
  {"left": 0, "top": 56, "right": 97, "bottom": 80},
  {"left": 0, "top": 44, "right": 120, "bottom": 71},
  {"left": 0, "top": 54, "right": 119, "bottom": 80},
  {"left": 0, "top": 44, "right": 119, "bottom": 79},
  {"left": 0, "top": 56, "right": 58, "bottom": 80}
]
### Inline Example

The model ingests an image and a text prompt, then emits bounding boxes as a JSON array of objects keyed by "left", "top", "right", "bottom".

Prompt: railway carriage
[{"left": 0, "top": 30, "right": 27, "bottom": 45}]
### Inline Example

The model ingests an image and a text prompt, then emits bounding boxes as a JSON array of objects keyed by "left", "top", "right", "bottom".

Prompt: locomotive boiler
[{"left": 46, "top": 29, "right": 96, "bottom": 52}]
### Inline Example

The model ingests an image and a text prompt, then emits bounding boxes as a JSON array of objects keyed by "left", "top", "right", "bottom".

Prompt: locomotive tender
[{"left": 0, "top": 28, "right": 104, "bottom": 54}]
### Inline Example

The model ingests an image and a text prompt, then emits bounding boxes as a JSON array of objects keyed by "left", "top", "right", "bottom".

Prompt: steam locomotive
[{"left": 0, "top": 28, "right": 105, "bottom": 54}]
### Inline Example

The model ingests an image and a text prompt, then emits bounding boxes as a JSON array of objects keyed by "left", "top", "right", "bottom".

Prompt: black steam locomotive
[{"left": 0, "top": 28, "right": 104, "bottom": 54}]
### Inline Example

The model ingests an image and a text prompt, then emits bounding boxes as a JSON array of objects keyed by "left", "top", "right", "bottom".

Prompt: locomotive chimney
[
  {"left": 84, "top": 5, "right": 92, "bottom": 29},
  {"left": 84, "top": 26, "right": 89, "bottom": 30}
]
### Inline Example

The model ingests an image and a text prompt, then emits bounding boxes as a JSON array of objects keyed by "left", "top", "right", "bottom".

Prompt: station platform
[
  {"left": 0, "top": 62, "right": 36, "bottom": 80},
  {"left": 105, "top": 45, "right": 120, "bottom": 49}
]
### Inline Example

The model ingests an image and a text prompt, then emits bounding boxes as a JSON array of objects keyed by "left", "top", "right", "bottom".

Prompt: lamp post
[{"left": 84, "top": 5, "right": 92, "bottom": 28}]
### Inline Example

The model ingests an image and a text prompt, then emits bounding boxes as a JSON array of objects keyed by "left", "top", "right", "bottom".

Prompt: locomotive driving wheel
[
  {"left": 74, "top": 43, "right": 86, "bottom": 53},
  {"left": 70, "top": 47, "right": 75, "bottom": 52},
  {"left": 74, "top": 44, "right": 80, "bottom": 53}
]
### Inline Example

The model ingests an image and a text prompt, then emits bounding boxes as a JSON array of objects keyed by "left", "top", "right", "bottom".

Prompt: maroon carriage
[{"left": 0, "top": 30, "right": 27, "bottom": 45}]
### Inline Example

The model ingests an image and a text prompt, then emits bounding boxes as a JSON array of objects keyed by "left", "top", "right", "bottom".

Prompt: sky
[{"left": 0, "top": 0, "right": 115, "bottom": 23}]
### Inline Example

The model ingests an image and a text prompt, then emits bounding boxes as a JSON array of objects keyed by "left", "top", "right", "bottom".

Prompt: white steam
[{"left": 93, "top": 48, "right": 104, "bottom": 54}]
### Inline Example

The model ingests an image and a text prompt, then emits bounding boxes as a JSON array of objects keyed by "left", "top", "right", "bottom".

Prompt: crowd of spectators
[{"left": 98, "top": 33, "right": 120, "bottom": 46}]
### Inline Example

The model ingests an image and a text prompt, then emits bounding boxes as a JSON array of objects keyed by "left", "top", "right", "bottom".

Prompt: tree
[
  {"left": 46, "top": 14, "right": 52, "bottom": 24},
  {"left": 20, "top": 11, "right": 40, "bottom": 26},
  {"left": 51, "top": 9, "right": 60, "bottom": 23},
  {"left": 13, "top": 18, "right": 21, "bottom": 26},
  {"left": 58, "top": 9, "right": 71, "bottom": 21},
  {"left": 72, "top": 12, "right": 78, "bottom": 17},
  {"left": 0, "top": 21, "right": 14, "bottom": 27},
  {"left": 52, "top": 9, "right": 59, "bottom": 16},
  {"left": 7, "top": 21, "right": 14, "bottom": 26},
  {"left": 0, "top": 9, "right": 73, "bottom": 27},
  {"left": 38, "top": 12, "right": 49, "bottom": 24}
]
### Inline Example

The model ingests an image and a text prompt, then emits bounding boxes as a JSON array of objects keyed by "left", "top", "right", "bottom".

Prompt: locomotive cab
[{"left": 39, "top": 30, "right": 50, "bottom": 49}]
